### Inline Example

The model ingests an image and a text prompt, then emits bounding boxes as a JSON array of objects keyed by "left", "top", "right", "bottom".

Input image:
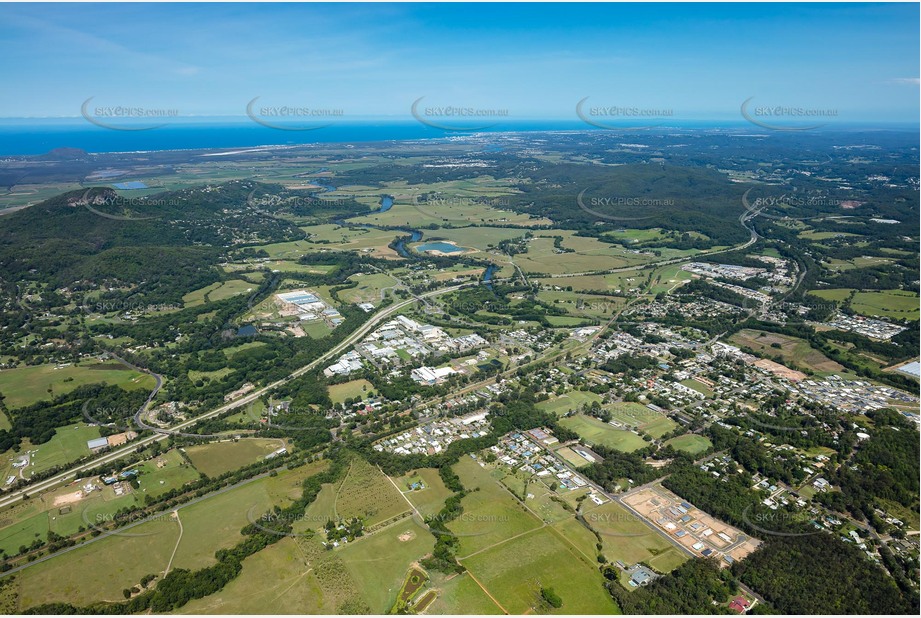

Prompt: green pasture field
[
  {"left": 176, "top": 537, "right": 332, "bottom": 614},
  {"left": 799, "top": 230, "right": 860, "bottom": 240},
  {"left": 182, "top": 279, "right": 254, "bottom": 306},
  {"left": 603, "top": 227, "right": 672, "bottom": 244},
  {"left": 222, "top": 341, "right": 268, "bottom": 358},
  {"left": 535, "top": 271, "right": 647, "bottom": 294},
  {"left": 550, "top": 515, "right": 605, "bottom": 561},
  {"left": 335, "top": 273, "right": 399, "bottom": 304},
  {"left": 14, "top": 458, "right": 328, "bottom": 610},
  {"left": 729, "top": 329, "right": 844, "bottom": 374},
  {"left": 460, "top": 526, "right": 620, "bottom": 614},
  {"left": 536, "top": 289, "right": 632, "bottom": 319},
  {"left": 427, "top": 571, "right": 505, "bottom": 614},
  {"left": 168, "top": 462, "right": 310, "bottom": 571},
  {"left": 342, "top": 178, "right": 545, "bottom": 229},
  {"left": 16, "top": 518, "right": 181, "bottom": 609},
  {"left": 449, "top": 457, "right": 543, "bottom": 557},
  {"left": 417, "top": 226, "right": 528, "bottom": 252},
  {"left": 513, "top": 232, "right": 647, "bottom": 276},
  {"left": 298, "top": 224, "right": 404, "bottom": 259},
  {"left": 545, "top": 315, "right": 595, "bottom": 327},
  {"left": 0, "top": 449, "right": 199, "bottom": 557},
  {"left": 206, "top": 279, "right": 255, "bottom": 302},
  {"left": 581, "top": 500, "right": 686, "bottom": 571},
  {"left": 0, "top": 183, "right": 87, "bottom": 212},
  {"left": 811, "top": 288, "right": 919, "bottom": 321},
  {"left": 823, "top": 256, "right": 894, "bottom": 272},
  {"left": 2, "top": 423, "right": 104, "bottom": 486},
  {"left": 182, "top": 282, "right": 221, "bottom": 307},
  {"left": 335, "top": 457, "right": 410, "bottom": 527},
  {"left": 337, "top": 519, "right": 435, "bottom": 613},
  {"left": 647, "top": 263, "right": 696, "bottom": 295},
  {"left": 0, "top": 360, "right": 156, "bottom": 411},
  {"left": 429, "top": 266, "right": 486, "bottom": 282},
  {"left": 183, "top": 438, "right": 288, "bottom": 478},
  {"left": 395, "top": 468, "right": 454, "bottom": 518},
  {"left": 187, "top": 367, "right": 234, "bottom": 383},
  {"left": 264, "top": 259, "right": 348, "bottom": 274},
  {"left": 524, "top": 483, "right": 577, "bottom": 525}
]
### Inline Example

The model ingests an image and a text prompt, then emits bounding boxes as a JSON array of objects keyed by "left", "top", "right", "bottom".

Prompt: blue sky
[{"left": 0, "top": 2, "right": 918, "bottom": 123}]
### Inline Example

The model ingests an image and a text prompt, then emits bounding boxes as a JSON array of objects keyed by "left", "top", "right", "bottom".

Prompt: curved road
[{"left": 546, "top": 209, "right": 759, "bottom": 279}]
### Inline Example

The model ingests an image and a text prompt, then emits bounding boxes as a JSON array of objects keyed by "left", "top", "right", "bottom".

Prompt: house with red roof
[{"left": 729, "top": 596, "right": 751, "bottom": 614}]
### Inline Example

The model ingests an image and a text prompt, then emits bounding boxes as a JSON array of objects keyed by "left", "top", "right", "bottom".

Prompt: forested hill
[{"left": 0, "top": 181, "right": 305, "bottom": 289}]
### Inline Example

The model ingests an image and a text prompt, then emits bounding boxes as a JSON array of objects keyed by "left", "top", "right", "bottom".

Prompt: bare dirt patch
[{"left": 52, "top": 491, "right": 84, "bottom": 507}]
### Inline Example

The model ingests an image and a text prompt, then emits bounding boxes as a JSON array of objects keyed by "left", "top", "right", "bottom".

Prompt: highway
[{"left": 0, "top": 281, "right": 473, "bottom": 510}]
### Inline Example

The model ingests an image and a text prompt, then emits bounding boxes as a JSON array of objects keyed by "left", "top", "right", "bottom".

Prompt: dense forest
[{"left": 734, "top": 535, "right": 918, "bottom": 615}]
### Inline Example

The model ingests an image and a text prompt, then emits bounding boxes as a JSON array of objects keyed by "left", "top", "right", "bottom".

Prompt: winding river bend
[{"left": 318, "top": 184, "right": 495, "bottom": 283}]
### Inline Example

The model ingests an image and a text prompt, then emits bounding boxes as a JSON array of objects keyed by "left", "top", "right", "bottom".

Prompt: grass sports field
[
  {"left": 183, "top": 438, "right": 288, "bottom": 478},
  {"left": 680, "top": 378, "right": 714, "bottom": 397},
  {"left": 328, "top": 379, "right": 374, "bottom": 404},
  {"left": 664, "top": 434, "right": 713, "bottom": 455},
  {"left": 558, "top": 415, "right": 649, "bottom": 452},
  {"left": 0, "top": 360, "right": 156, "bottom": 410},
  {"left": 607, "top": 401, "right": 678, "bottom": 438},
  {"left": 555, "top": 446, "right": 594, "bottom": 468},
  {"left": 536, "top": 390, "right": 603, "bottom": 417}
]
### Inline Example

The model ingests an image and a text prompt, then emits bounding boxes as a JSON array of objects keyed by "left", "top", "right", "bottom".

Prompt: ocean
[
  {"left": 1, "top": 118, "right": 914, "bottom": 157},
  {"left": 0, "top": 119, "right": 592, "bottom": 156}
]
